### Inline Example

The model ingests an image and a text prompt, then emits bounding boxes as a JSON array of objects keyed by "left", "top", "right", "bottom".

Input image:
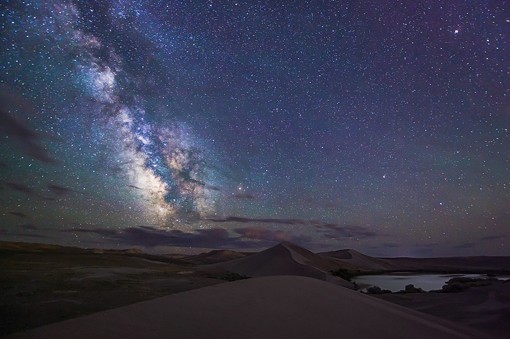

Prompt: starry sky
[{"left": 1, "top": 0, "right": 508, "bottom": 256}]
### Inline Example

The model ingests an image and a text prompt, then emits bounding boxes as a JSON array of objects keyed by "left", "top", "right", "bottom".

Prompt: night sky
[{"left": 1, "top": 1, "right": 508, "bottom": 256}]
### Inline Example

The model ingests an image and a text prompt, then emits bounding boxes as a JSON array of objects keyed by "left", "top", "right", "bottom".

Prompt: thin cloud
[
  {"left": 5, "top": 181, "right": 35, "bottom": 195},
  {"left": 48, "top": 184, "right": 74, "bottom": 196},
  {"left": 0, "top": 229, "right": 48, "bottom": 238},
  {"left": 9, "top": 211, "right": 28, "bottom": 218},
  {"left": 454, "top": 242, "right": 476, "bottom": 249},
  {"left": 206, "top": 215, "right": 382, "bottom": 239},
  {"left": 314, "top": 223, "right": 381, "bottom": 239},
  {"left": 232, "top": 193, "right": 256, "bottom": 200},
  {"left": 207, "top": 216, "right": 306, "bottom": 225},
  {"left": 381, "top": 243, "right": 400, "bottom": 248},
  {"left": 67, "top": 226, "right": 240, "bottom": 248},
  {"left": 480, "top": 235, "right": 507, "bottom": 241},
  {"left": 3, "top": 181, "right": 73, "bottom": 200},
  {"left": 67, "top": 225, "right": 292, "bottom": 249},
  {"left": 19, "top": 223, "right": 40, "bottom": 230},
  {"left": 234, "top": 226, "right": 311, "bottom": 244},
  {"left": 0, "top": 93, "right": 58, "bottom": 164},
  {"left": 175, "top": 170, "right": 205, "bottom": 186}
]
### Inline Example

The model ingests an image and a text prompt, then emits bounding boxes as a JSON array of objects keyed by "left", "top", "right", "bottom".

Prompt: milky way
[{"left": 0, "top": 1, "right": 508, "bottom": 255}]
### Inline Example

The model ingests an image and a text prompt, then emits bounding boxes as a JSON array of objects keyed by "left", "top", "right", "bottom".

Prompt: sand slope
[
  {"left": 320, "top": 249, "right": 396, "bottom": 271},
  {"left": 211, "top": 242, "right": 353, "bottom": 287},
  {"left": 184, "top": 249, "right": 247, "bottom": 264},
  {"left": 377, "top": 281, "right": 510, "bottom": 338},
  {"left": 10, "top": 276, "right": 485, "bottom": 339}
]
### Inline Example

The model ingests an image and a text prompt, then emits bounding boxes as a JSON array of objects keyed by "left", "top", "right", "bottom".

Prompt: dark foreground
[
  {"left": 0, "top": 242, "right": 223, "bottom": 336},
  {"left": 9, "top": 276, "right": 484, "bottom": 339},
  {"left": 1, "top": 241, "right": 509, "bottom": 337}
]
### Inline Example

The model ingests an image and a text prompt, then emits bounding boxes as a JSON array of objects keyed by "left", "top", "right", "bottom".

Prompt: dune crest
[{"left": 211, "top": 242, "right": 354, "bottom": 287}]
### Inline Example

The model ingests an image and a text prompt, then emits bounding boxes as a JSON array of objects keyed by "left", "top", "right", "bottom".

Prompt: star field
[{"left": 0, "top": 0, "right": 508, "bottom": 255}]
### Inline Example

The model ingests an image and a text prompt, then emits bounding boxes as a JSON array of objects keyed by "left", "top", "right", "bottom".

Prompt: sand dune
[
  {"left": 211, "top": 242, "right": 353, "bottom": 287},
  {"left": 10, "top": 276, "right": 485, "bottom": 339},
  {"left": 184, "top": 249, "right": 247, "bottom": 265},
  {"left": 320, "top": 249, "right": 396, "bottom": 271}
]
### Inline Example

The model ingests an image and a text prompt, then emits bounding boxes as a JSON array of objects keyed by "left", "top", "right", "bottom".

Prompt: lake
[{"left": 352, "top": 273, "right": 510, "bottom": 292}]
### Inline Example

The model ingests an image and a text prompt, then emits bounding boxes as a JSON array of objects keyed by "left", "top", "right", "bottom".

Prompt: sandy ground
[
  {"left": 376, "top": 281, "right": 510, "bottom": 338},
  {"left": 9, "top": 276, "right": 485, "bottom": 339}
]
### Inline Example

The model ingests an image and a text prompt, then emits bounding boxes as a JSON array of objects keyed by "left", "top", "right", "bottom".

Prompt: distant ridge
[
  {"left": 380, "top": 256, "right": 510, "bottom": 273},
  {"left": 0, "top": 241, "right": 191, "bottom": 266},
  {"left": 319, "top": 248, "right": 510, "bottom": 273}
]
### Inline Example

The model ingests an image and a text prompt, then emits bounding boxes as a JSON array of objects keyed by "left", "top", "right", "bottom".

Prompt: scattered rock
[{"left": 366, "top": 285, "right": 392, "bottom": 294}]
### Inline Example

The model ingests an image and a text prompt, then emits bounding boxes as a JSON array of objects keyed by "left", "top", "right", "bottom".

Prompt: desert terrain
[{"left": 1, "top": 241, "right": 509, "bottom": 338}]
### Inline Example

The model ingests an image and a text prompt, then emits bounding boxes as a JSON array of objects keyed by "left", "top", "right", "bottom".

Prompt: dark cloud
[
  {"left": 66, "top": 225, "right": 256, "bottom": 248},
  {"left": 381, "top": 243, "right": 400, "bottom": 248},
  {"left": 205, "top": 185, "right": 221, "bottom": 191},
  {"left": 206, "top": 216, "right": 381, "bottom": 240},
  {"left": 314, "top": 223, "right": 381, "bottom": 239},
  {"left": 66, "top": 227, "right": 119, "bottom": 237},
  {"left": 0, "top": 223, "right": 46, "bottom": 238},
  {"left": 3, "top": 181, "right": 73, "bottom": 200},
  {"left": 417, "top": 243, "right": 440, "bottom": 248},
  {"left": 480, "top": 235, "right": 507, "bottom": 241},
  {"left": 168, "top": 147, "right": 206, "bottom": 188},
  {"left": 234, "top": 227, "right": 311, "bottom": 244},
  {"left": 0, "top": 93, "right": 57, "bottom": 164},
  {"left": 174, "top": 169, "right": 198, "bottom": 185},
  {"left": 0, "top": 229, "right": 48, "bottom": 238},
  {"left": 9, "top": 211, "right": 28, "bottom": 218},
  {"left": 19, "top": 223, "right": 40, "bottom": 230},
  {"left": 454, "top": 242, "right": 476, "bottom": 249},
  {"left": 232, "top": 193, "right": 256, "bottom": 200},
  {"left": 195, "top": 228, "right": 230, "bottom": 239},
  {"left": 66, "top": 225, "right": 310, "bottom": 249},
  {"left": 5, "top": 181, "right": 35, "bottom": 195},
  {"left": 48, "top": 184, "right": 74, "bottom": 196},
  {"left": 206, "top": 216, "right": 306, "bottom": 225},
  {"left": 127, "top": 184, "right": 142, "bottom": 190},
  {"left": 235, "top": 227, "right": 285, "bottom": 240}
]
